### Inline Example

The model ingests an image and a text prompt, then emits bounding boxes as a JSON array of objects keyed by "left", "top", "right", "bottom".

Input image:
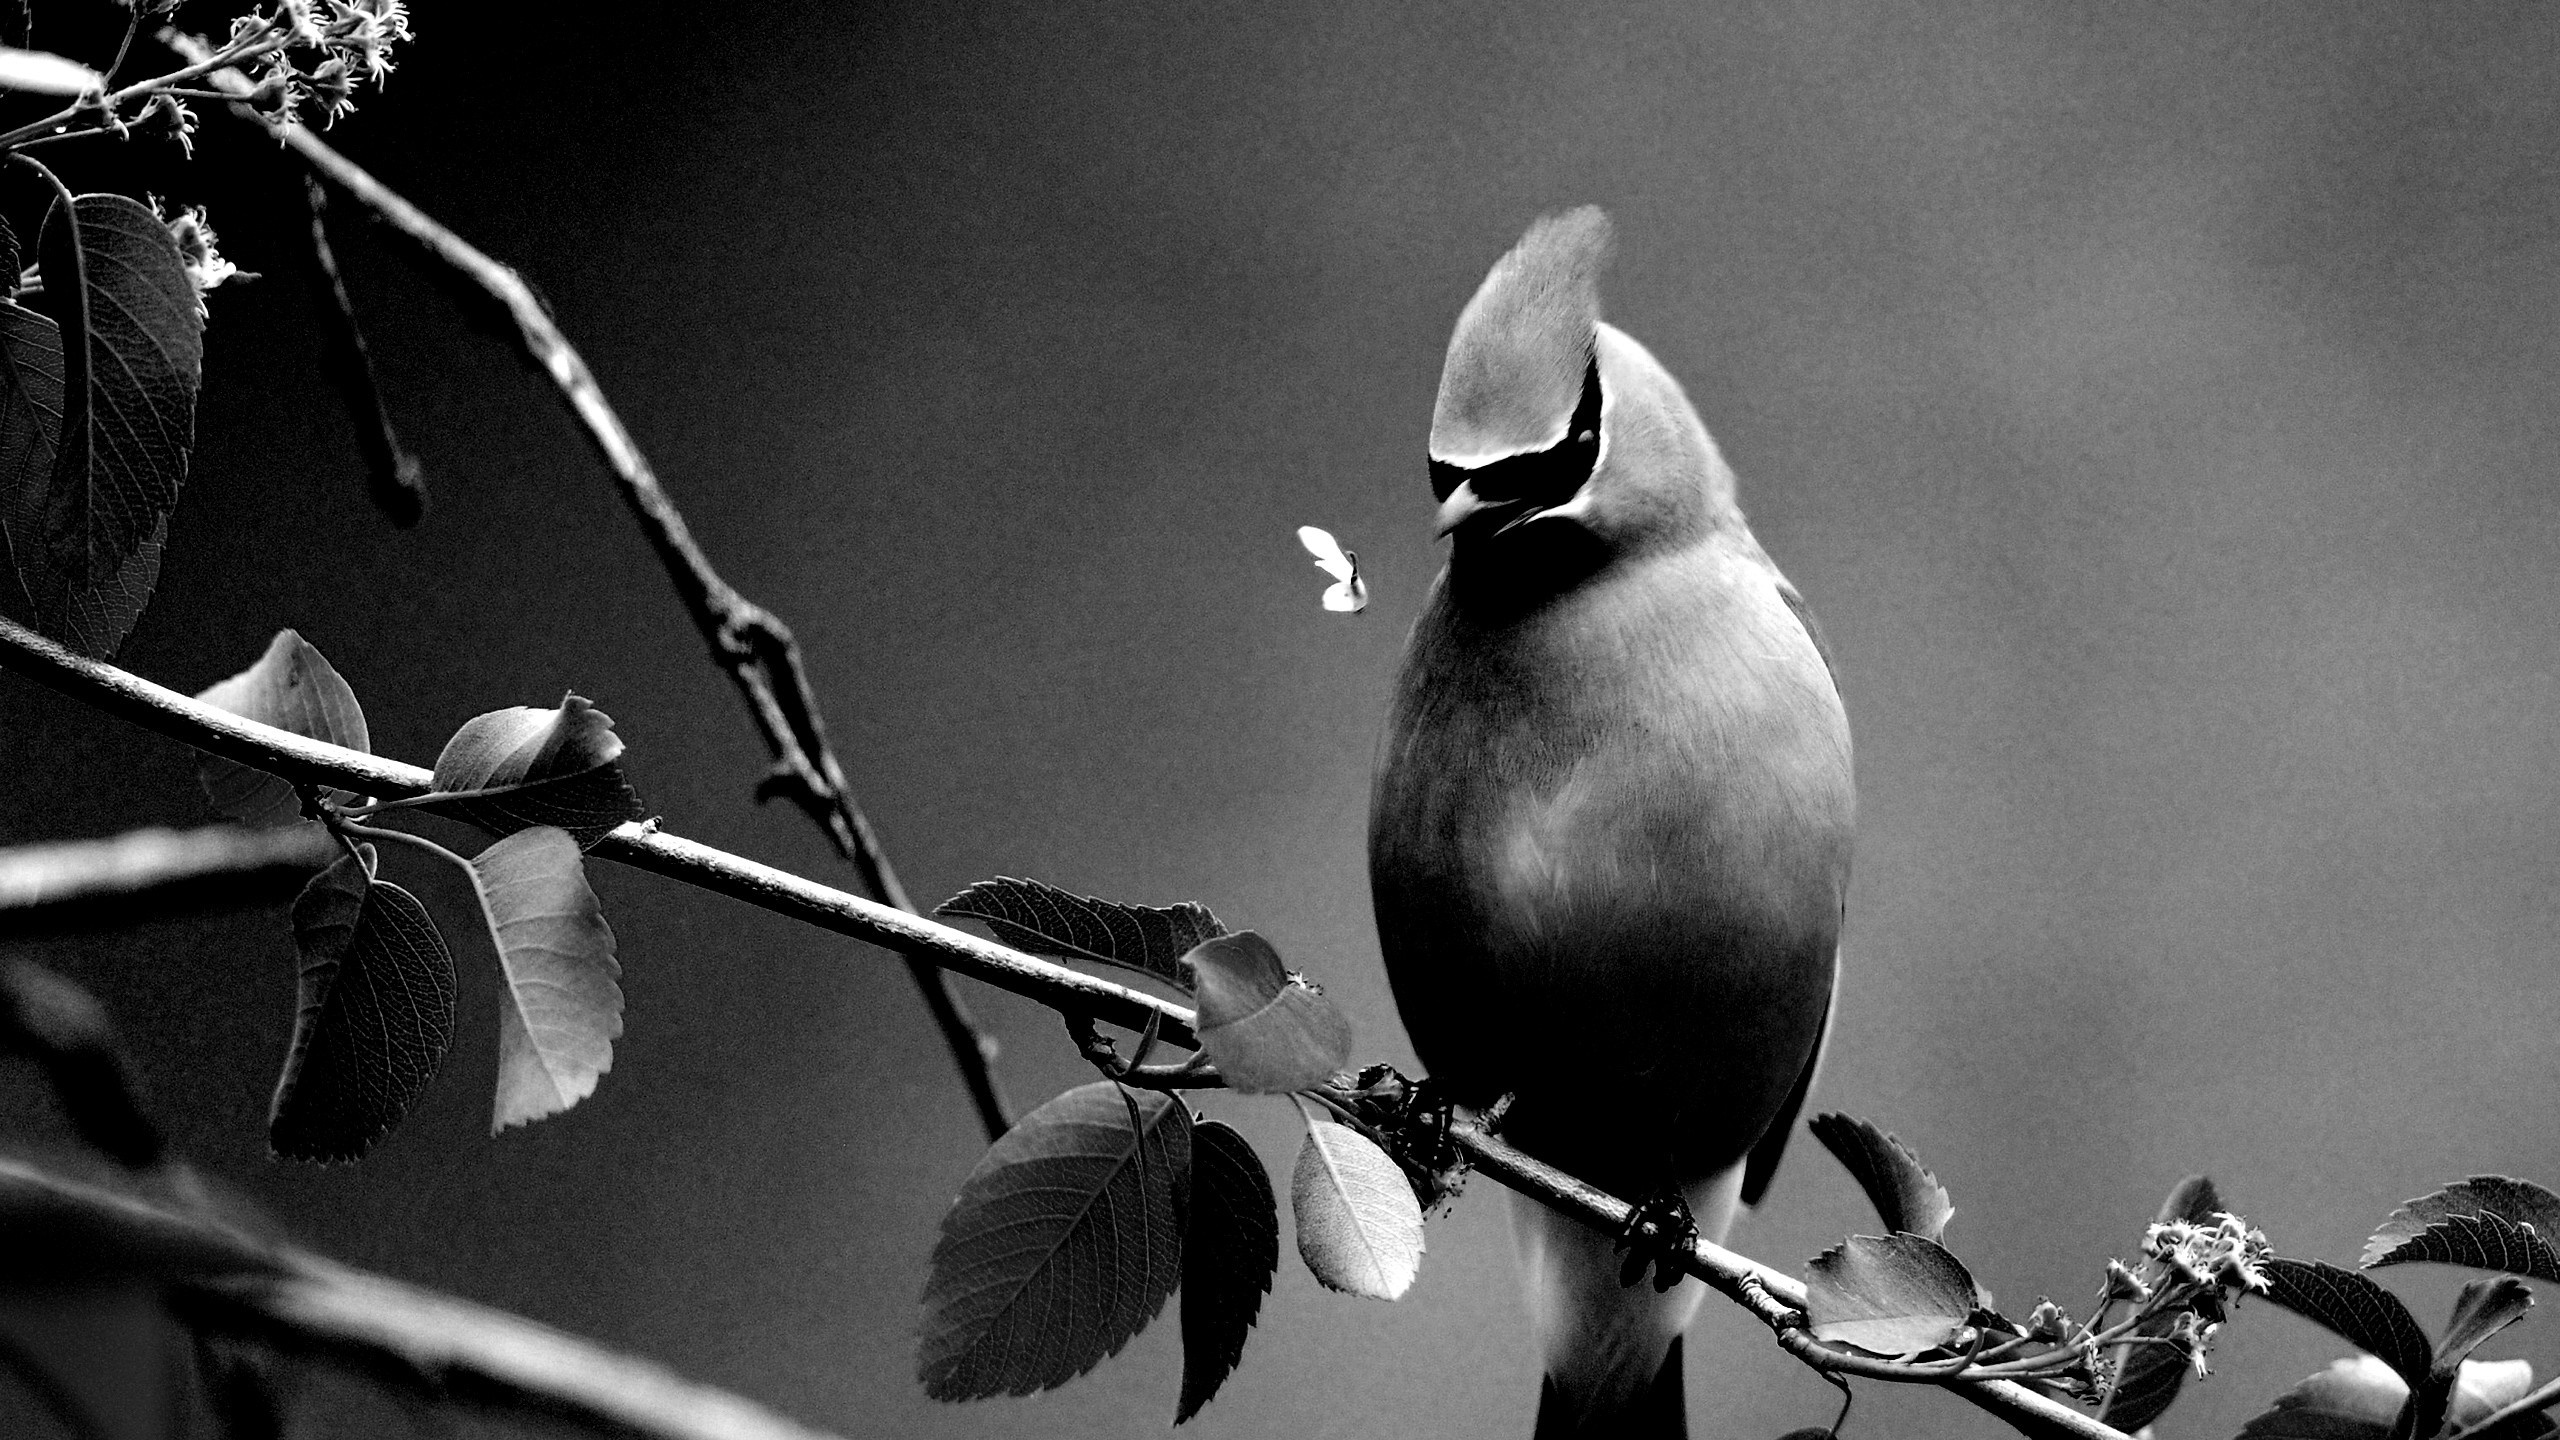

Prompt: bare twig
[
  {"left": 0, "top": 613, "right": 2133, "bottom": 1440},
  {"left": 0, "top": 1155, "right": 846, "bottom": 1440},
  {"left": 301, "top": 175, "right": 425, "bottom": 526},
  {"left": 160, "top": 30, "right": 1013, "bottom": 1143},
  {"left": 0, "top": 824, "right": 334, "bottom": 933}
]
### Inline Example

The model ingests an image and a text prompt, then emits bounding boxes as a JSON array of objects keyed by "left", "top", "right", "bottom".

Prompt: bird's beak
[{"left": 1434, "top": 480, "right": 1533, "bottom": 539}]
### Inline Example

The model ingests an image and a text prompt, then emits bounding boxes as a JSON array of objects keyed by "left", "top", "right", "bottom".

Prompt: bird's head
[{"left": 1428, "top": 207, "right": 1740, "bottom": 581}]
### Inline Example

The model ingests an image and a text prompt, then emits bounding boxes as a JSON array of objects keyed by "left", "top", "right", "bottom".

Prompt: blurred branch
[
  {"left": 0, "top": 613, "right": 2130, "bottom": 1440},
  {"left": 161, "top": 30, "right": 1013, "bottom": 1143},
  {"left": 0, "top": 824, "right": 333, "bottom": 936},
  {"left": 0, "top": 1155, "right": 848, "bottom": 1440},
  {"left": 0, "top": 961, "right": 165, "bottom": 1168}
]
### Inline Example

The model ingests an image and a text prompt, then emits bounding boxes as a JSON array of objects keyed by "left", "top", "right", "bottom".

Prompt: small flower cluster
[
  {"left": 166, "top": 206, "right": 243, "bottom": 311},
  {"left": 2145, "top": 1212, "right": 2272, "bottom": 1298},
  {"left": 2126, "top": 1211, "right": 2271, "bottom": 1380},
  {"left": 233, "top": 0, "right": 414, "bottom": 125}
]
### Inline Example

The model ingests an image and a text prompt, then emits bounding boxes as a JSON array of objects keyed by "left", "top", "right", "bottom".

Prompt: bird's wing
[
  {"left": 1739, "top": 948, "right": 1834, "bottom": 1207},
  {"left": 1775, "top": 578, "right": 1842, "bottom": 701}
]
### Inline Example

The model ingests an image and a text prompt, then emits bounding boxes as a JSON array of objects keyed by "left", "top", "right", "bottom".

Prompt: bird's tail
[{"left": 1514, "top": 1166, "right": 1744, "bottom": 1440}]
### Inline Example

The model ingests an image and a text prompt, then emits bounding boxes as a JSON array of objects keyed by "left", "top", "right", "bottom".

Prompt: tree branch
[
  {"left": 0, "top": 1155, "right": 847, "bottom": 1440},
  {"left": 159, "top": 29, "right": 1013, "bottom": 1143},
  {"left": 0, "top": 613, "right": 2133, "bottom": 1440},
  {"left": 0, "top": 614, "right": 1193, "bottom": 1049}
]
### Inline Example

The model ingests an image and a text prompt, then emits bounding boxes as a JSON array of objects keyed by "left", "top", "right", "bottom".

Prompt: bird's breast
[{"left": 1367, "top": 537, "right": 1851, "bottom": 1182}]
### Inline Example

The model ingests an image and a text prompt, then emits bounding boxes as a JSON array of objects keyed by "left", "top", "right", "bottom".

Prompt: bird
[{"left": 1368, "top": 206, "right": 1853, "bottom": 1439}]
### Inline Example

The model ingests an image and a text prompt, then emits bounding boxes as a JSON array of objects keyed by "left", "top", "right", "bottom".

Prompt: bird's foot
[{"left": 1615, "top": 1190, "right": 1700, "bottom": 1293}]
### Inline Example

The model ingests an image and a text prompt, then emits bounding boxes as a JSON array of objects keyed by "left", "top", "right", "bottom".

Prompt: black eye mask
[{"left": 1429, "top": 352, "right": 1603, "bottom": 508}]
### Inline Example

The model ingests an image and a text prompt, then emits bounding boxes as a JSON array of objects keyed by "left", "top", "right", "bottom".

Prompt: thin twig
[
  {"left": 301, "top": 175, "right": 424, "bottom": 526},
  {"left": 0, "top": 1155, "right": 845, "bottom": 1440},
  {"left": 160, "top": 28, "right": 1011, "bottom": 1142},
  {"left": 0, "top": 613, "right": 2133, "bottom": 1440}
]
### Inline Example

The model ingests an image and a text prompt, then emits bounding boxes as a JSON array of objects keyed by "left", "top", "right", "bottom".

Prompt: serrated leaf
[
  {"left": 1808, "top": 1113, "right": 1954, "bottom": 1243},
  {"left": 2260, "top": 1257, "right": 2434, "bottom": 1390},
  {"left": 2097, "top": 1174, "right": 2226, "bottom": 1433},
  {"left": 195, "top": 629, "right": 371, "bottom": 827},
  {"left": 15, "top": 194, "right": 202, "bottom": 658},
  {"left": 1290, "top": 1114, "right": 1422, "bottom": 1300},
  {"left": 0, "top": 298, "right": 59, "bottom": 625},
  {"left": 466, "top": 827, "right": 622, "bottom": 1131},
  {"left": 1177, "top": 1118, "right": 1276, "bottom": 1424},
  {"left": 431, "top": 695, "right": 642, "bottom": 849},
  {"left": 0, "top": 289, "right": 161, "bottom": 660},
  {"left": 1186, "top": 931, "right": 1351, "bottom": 1094},
  {"left": 2366, "top": 1178, "right": 2560, "bottom": 1282},
  {"left": 1803, "top": 1233, "right": 1980, "bottom": 1356},
  {"left": 934, "top": 876, "right": 1224, "bottom": 991},
  {"left": 2237, "top": 1356, "right": 2556, "bottom": 1440},
  {"left": 919, "top": 1082, "right": 1191, "bottom": 1400},
  {"left": 0, "top": 47, "right": 101, "bottom": 95},
  {"left": 269, "top": 850, "right": 455, "bottom": 1163}
]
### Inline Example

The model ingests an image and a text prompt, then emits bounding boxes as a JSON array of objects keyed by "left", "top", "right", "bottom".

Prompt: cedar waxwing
[{"left": 1369, "top": 208, "right": 1853, "bottom": 1439}]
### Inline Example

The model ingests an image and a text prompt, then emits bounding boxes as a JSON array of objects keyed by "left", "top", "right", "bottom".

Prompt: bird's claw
[{"left": 1614, "top": 1191, "right": 1699, "bottom": 1293}]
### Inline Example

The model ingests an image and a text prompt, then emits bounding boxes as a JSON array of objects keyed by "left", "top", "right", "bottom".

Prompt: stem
[
  {"left": 302, "top": 174, "right": 425, "bottom": 526},
  {"left": 0, "top": 30, "right": 289, "bottom": 152},
  {"left": 160, "top": 28, "right": 1013, "bottom": 1144},
  {"left": 337, "top": 819, "right": 476, "bottom": 874}
]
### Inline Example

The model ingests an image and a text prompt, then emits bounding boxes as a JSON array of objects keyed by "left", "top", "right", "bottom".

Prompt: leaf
[
  {"left": 431, "top": 695, "right": 643, "bottom": 848},
  {"left": 934, "top": 876, "right": 1225, "bottom": 991},
  {"left": 270, "top": 850, "right": 456, "bottom": 1162},
  {"left": 1177, "top": 1118, "right": 1277, "bottom": 1424},
  {"left": 195, "top": 629, "right": 372, "bottom": 827},
  {"left": 2457, "top": 1359, "right": 2559, "bottom": 1440},
  {"left": 2438, "top": 1275, "right": 2535, "bottom": 1375},
  {"left": 0, "top": 291, "right": 162, "bottom": 660},
  {"left": 1802, "top": 1233, "right": 1981, "bottom": 1356},
  {"left": 1290, "top": 1113, "right": 1423, "bottom": 1300},
  {"left": 1186, "top": 931, "right": 1352, "bottom": 1094},
  {"left": 2366, "top": 1178, "right": 2560, "bottom": 1283},
  {"left": 2260, "top": 1257, "right": 2434, "bottom": 1390},
  {"left": 918, "top": 1082, "right": 1192, "bottom": 1400},
  {"left": 1807, "top": 1113, "right": 1954, "bottom": 1243},
  {"left": 2237, "top": 1357, "right": 2557, "bottom": 1440},
  {"left": 2238, "top": 1356, "right": 2408, "bottom": 1440},
  {"left": 2097, "top": 1174, "right": 2225, "bottom": 1433},
  {"left": 465, "top": 827, "right": 622, "bottom": 1131},
  {"left": 14, "top": 194, "right": 203, "bottom": 658},
  {"left": 0, "top": 297, "right": 57, "bottom": 616},
  {"left": 0, "top": 47, "right": 102, "bottom": 95}
]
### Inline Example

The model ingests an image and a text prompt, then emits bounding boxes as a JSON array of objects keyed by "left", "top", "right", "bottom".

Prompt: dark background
[{"left": 6, "top": 2, "right": 2560, "bottom": 1436}]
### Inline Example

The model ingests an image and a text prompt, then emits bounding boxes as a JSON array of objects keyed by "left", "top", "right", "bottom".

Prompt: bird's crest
[{"left": 1430, "top": 206, "right": 1613, "bottom": 466}]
